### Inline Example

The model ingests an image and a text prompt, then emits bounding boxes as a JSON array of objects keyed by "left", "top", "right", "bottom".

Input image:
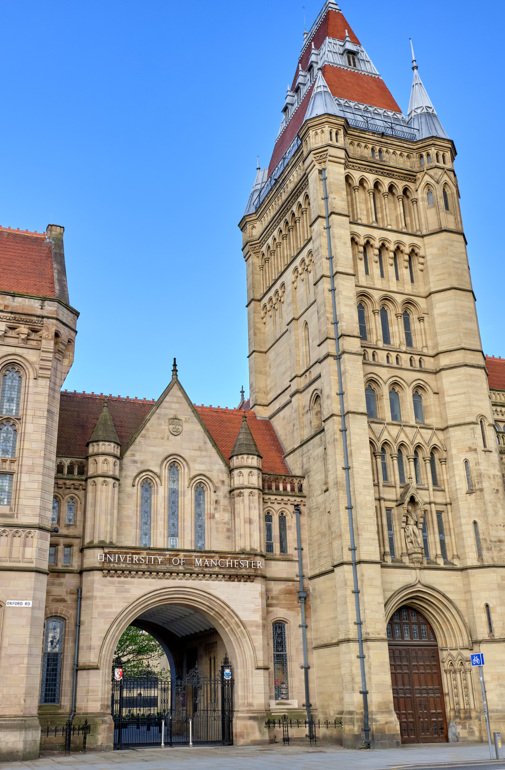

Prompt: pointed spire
[
  {"left": 407, "top": 40, "right": 447, "bottom": 139},
  {"left": 304, "top": 70, "right": 343, "bottom": 121},
  {"left": 230, "top": 414, "right": 261, "bottom": 459},
  {"left": 88, "top": 402, "right": 120, "bottom": 445},
  {"left": 172, "top": 357, "right": 178, "bottom": 380}
]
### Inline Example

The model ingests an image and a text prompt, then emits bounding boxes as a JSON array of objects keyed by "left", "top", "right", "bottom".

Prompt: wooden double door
[{"left": 388, "top": 606, "right": 447, "bottom": 743}]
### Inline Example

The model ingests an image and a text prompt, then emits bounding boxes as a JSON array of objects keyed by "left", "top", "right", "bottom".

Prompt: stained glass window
[
  {"left": 272, "top": 621, "right": 289, "bottom": 700},
  {"left": 65, "top": 497, "right": 76, "bottom": 526},
  {"left": 0, "top": 367, "right": 21, "bottom": 416},
  {"left": 51, "top": 497, "right": 60, "bottom": 526},
  {"left": 140, "top": 480, "right": 152, "bottom": 548},
  {"left": 265, "top": 513, "right": 273, "bottom": 553},
  {"left": 40, "top": 617, "right": 65, "bottom": 704},
  {"left": 0, "top": 474, "right": 12, "bottom": 505},
  {"left": 168, "top": 464, "right": 179, "bottom": 547},
  {"left": 194, "top": 483, "right": 206, "bottom": 551},
  {"left": 0, "top": 422, "right": 16, "bottom": 457},
  {"left": 279, "top": 512, "right": 288, "bottom": 554},
  {"left": 386, "top": 507, "right": 395, "bottom": 558}
]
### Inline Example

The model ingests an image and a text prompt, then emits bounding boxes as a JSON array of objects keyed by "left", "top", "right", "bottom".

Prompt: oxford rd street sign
[{"left": 471, "top": 652, "right": 485, "bottom": 667}]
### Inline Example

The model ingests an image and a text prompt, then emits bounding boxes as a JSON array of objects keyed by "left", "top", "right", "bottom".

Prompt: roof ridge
[
  {"left": 0, "top": 226, "right": 45, "bottom": 237},
  {"left": 61, "top": 389, "right": 156, "bottom": 404}
]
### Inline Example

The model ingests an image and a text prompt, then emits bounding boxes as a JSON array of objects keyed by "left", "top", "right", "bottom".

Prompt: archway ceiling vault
[{"left": 136, "top": 605, "right": 215, "bottom": 638}]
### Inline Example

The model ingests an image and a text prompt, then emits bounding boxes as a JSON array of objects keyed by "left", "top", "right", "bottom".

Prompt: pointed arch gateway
[{"left": 385, "top": 585, "right": 471, "bottom": 744}]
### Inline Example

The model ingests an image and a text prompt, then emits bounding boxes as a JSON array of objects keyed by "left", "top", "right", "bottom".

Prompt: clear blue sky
[{"left": 0, "top": 0, "right": 502, "bottom": 407}]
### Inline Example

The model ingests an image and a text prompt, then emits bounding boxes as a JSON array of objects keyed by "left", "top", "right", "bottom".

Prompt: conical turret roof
[
  {"left": 88, "top": 402, "right": 120, "bottom": 445},
  {"left": 230, "top": 414, "right": 261, "bottom": 459},
  {"left": 407, "top": 40, "right": 447, "bottom": 139},
  {"left": 304, "top": 70, "right": 343, "bottom": 121}
]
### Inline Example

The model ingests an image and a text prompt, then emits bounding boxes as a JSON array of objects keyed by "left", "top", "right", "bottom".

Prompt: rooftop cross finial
[
  {"left": 409, "top": 38, "right": 418, "bottom": 71},
  {"left": 172, "top": 357, "right": 178, "bottom": 379}
]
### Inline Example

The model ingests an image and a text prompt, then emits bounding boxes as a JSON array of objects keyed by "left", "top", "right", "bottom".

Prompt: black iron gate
[{"left": 112, "top": 659, "right": 233, "bottom": 748}]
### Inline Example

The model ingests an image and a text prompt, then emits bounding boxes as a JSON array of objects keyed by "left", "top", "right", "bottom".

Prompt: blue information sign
[{"left": 471, "top": 653, "right": 485, "bottom": 667}]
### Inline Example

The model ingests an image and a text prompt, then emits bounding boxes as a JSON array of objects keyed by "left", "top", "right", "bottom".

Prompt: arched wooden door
[{"left": 387, "top": 605, "right": 447, "bottom": 743}]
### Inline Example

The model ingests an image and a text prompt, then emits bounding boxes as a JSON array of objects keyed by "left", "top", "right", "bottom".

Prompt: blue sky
[{"left": 0, "top": 0, "right": 503, "bottom": 407}]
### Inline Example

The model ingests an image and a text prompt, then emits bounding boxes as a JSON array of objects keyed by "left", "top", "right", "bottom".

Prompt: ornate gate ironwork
[{"left": 111, "top": 660, "right": 233, "bottom": 749}]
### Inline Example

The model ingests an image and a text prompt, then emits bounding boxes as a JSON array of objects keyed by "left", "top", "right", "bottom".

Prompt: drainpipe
[
  {"left": 294, "top": 504, "right": 313, "bottom": 736},
  {"left": 320, "top": 167, "right": 371, "bottom": 748},
  {"left": 70, "top": 586, "right": 82, "bottom": 721}
]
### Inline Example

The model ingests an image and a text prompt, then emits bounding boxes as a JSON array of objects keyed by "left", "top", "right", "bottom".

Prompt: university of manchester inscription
[{"left": 97, "top": 550, "right": 263, "bottom": 572}]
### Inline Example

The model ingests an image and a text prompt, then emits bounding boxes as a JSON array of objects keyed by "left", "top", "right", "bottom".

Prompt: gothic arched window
[
  {"left": 381, "top": 446, "right": 389, "bottom": 483},
  {"left": 65, "top": 496, "right": 77, "bottom": 526},
  {"left": 0, "top": 422, "right": 17, "bottom": 458},
  {"left": 0, "top": 367, "right": 22, "bottom": 416},
  {"left": 194, "top": 483, "right": 206, "bottom": 551},
  {"left": 365, "top": 384, "right": 378, "bottom": 419},
  {"left": 430, "top": 451, "right": 439, "bottom": 486},
  {"left": 380, "top": 306, "right": 391, "bottom": 345},
  {"left": 168, "top": 463, "right": 180, "bottom": 547},
  {"left": 473, "top": 520, "right": 483, "bottom": 561},
  {"left": 51, "top": 497, "right": 60, "bottom": 527},
  {"left": 140, "top": 479, "right": 152, "bottom": 547},
  {"left": 403, "top": 311, "right": 413, "bottom": 348},
  {"left": 272, "top": 621, "right": 289, "bottom": 700},
  {"left": 464, "top": 459, "right": 473, "bottom": 492},
  {"left": 413, "top": 390, "right": 425, "bottom": 424},
  {"left": 389, "top": 388, "right": 402, "bottom": 422},
  {"left": 40, "top": 617, "right": 65, "bottom": 704},
  {"left": 414, "top": 449, "right": 423, "bottom": 485},
  {"left": 393, "top": 251, "right": 400, "bottom": 281},
  {"left": 279, "top": 512, "right": 288, "bottom": 554},
  {"left": 265, "top": 513, "right": 274, "bottom": 553},
  {"left": 397, "top": 447, "right": 407, "bottom": 485},
  {"left": 357, "top": 303, "right": 367, "bottom": 341},
  {"left": 427, "top": 188, "right": 434, "bottom": 207},
  {"left": 443, "top": 186, "right": 450, "bottom": 211}
]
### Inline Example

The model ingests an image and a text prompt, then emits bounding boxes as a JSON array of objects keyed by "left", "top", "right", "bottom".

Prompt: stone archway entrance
[
  {"left": 387, "top": 605, "right": 447, "bottom": 743},
  {"left": 111, "top": 603, "right": 233, "bottom": 748}
]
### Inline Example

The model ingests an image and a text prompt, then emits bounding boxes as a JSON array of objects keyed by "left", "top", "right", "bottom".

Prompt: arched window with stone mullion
[
  {"left": 168, "top": 463, "right": 180, "bottom": 547},
  {"left": 140, "top": 479, "right": 153, "bottom": 547},
  {"left": 0, "top": 422, "right": 17, "bottom": 458},
  {"left": 0, "top": 367, "right": 22, "bottom": 416},
  {"left": 194, "top": 482, "right": 206, "bottom": 551}
]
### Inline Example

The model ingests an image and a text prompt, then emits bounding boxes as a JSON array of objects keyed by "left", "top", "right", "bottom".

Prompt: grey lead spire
[{"left": 407, "top": 39, "right": 447, "bottom": 139}]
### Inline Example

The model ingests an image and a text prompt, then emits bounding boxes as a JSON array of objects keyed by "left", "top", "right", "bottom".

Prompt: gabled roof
[
  {"left": 57, "top": 391, "right": 289, "bottom": 475},
  {"left": 486, "top": 356, "right": 505, "bottom": 392},
  {"left": 0, "top": 224, "right": 70, "bottom": 303}
]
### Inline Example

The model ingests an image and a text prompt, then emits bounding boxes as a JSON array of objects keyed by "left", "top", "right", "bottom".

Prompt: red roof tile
[
  {"left": 322, "top": 64, "right": 401, "bottom": 112},
  {"left": 486, "top": 356, "right": 505, "bottom": 391},
  {"left": 268, "top": 85, "right": 314, "bottom": 175},
  {"left": 57, "top": 391, "right": 289, "bottom": 475},
  {"left": 0, "top": 227, "right": 56, "bottom": 298},
  {"left": 295, "top": 7, "right": 360, "bottom": 82}
]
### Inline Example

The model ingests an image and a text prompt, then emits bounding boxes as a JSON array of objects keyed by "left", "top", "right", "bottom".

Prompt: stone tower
[
  {"left": 240, "top": 1, "right": 505, "bottom": 746},
  {"left": 0, "top": 225, "right": 77, "bottom": 760}
]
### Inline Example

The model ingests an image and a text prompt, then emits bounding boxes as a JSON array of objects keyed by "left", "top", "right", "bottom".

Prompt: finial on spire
[
  {"left": 409, "top": 38, "right": 418, "bottom": 70},
  {"left": 256, "top": 156, "right": 260, "bottom": 171},
  {"left": 172, "top": 357, "right": 178, "bottom": 379}
]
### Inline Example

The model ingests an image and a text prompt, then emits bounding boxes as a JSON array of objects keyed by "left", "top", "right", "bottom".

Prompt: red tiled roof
[
  {"left": 268, "top": 85, "right": 314, "bottom": 175},
  {"left": 486, "top": 356, "right": 505, "bottom": 391},
  {"left": 197, "top": 406, "right": 289, "bottom": 475},
  {"left": 268, "top": 5, "right": 400, "bottom": 177},
  {"left": 295, "top": 7, "right": 360, "bottom": 83},
  {"left": 322, "top": 64, "right": 400, "bottom": 112},
  {"left": 57, "top": 391, "right": 289, "bottom": 475},
  {"left": 0, "top": 227, "right": 56, "bottom": 298}
]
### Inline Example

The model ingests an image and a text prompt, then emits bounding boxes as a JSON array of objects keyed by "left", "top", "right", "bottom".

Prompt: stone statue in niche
[{"left": 402, "top": 496, "right": 423, "bottom": 564}]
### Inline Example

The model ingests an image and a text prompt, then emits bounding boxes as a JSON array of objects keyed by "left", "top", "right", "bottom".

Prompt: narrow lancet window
[
  {"left": 279, "top": 512, "right": 288, "bottom": 554},
  {"left": 0, "top": 423, "right": 16, "bottom": 457},
  {"left": 194, "top": 483, "right": 206, "bottom": 550},
  {"left": 40, "top": 618, "right": 65, "bottom": 704},
  {"left": 168, "top": 463, "right": 179, "bottom": 547},
  {"left": 140, "top": 479, "right": 152, "bottom": 547},
  {"left": 265, "top": 513, "right": 273, "bottom": 553},
  {"left": 0, "top": 367, "right": 21, "bottom": 416},
  {"left": 272, "top": 621, "right": 289, "bottom": 700}
]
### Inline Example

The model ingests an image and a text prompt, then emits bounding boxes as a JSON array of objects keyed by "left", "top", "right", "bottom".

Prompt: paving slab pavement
[{"left": 1, "top": 742, "right": 504, "bottom": 770}]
